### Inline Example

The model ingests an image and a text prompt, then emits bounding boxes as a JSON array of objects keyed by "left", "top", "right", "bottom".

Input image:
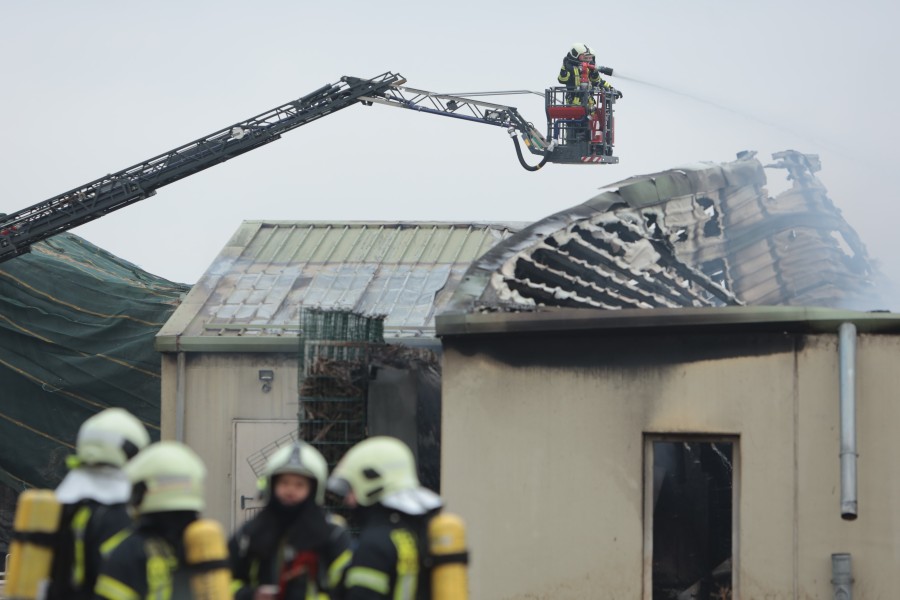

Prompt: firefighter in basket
[{"left": 557, "top": 42, "right": 622, "bottom": 105}]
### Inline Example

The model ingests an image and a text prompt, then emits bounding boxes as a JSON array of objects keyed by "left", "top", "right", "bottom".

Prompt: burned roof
[
  {"left": 157, "top": 221, "right": 521, "bottom": 350},
  {"left": 447, "top": 151, "right": 876, "bottom": 314}
]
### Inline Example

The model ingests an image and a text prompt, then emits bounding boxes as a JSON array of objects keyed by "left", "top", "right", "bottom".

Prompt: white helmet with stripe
[
  {"left": 260, "top": 441, "right": 329, "bottom": 505},
  {"left": 568, "top": 42, "right": 595, "bottom": 63},
  {"left": 327, "top": 436, "right": 441, "bottom": 516}
]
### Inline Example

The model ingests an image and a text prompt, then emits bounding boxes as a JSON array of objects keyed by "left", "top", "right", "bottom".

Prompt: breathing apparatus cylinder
[
  {"left": 428, "top": 512, "right": 469, "bottom": 600},
  {"left": 6, "top": 489, "right": 63, "bottom": 600},
  {"left": 183, "top": 519, "right": 233, "bottom": 600}
]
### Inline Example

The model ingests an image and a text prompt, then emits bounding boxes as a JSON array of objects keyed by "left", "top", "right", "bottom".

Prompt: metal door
[{"left": 232, "top": 419, "right": 297, "bottom": 530}]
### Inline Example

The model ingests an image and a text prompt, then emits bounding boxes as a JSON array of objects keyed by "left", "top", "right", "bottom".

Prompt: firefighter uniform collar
[
  {"left": 55, "top": 465, "right": 131, "bottom": 504},
  {"left": 381, "top": 487, "right": 443, "bottom": 516}
]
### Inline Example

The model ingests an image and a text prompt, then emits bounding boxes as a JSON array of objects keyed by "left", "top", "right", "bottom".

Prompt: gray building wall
[
  {"left": 439, "top": 326, "right": 900, "bottom": 599},
  {"left": 160, "top": 347, "right": 442, "bottom": 529},
  {"left": 160, "top": 352, "right": 299, "bottom": 528}
]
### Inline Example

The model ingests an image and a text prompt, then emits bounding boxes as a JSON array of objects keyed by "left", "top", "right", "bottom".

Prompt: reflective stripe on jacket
[
  {"left": 342, "top": 507, "right": 434, "bottom": 600},
  {"left": 46, "top": 501, "right": 132, "bottom": 600},
  {"left": 94, "top": 523, "right": 193, "bottom": 600}
]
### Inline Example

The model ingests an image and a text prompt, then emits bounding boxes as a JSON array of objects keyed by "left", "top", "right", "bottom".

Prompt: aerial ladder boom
[
  {"left": 358, "top": 76, "right": 619, "bottom": 170},
  {"left": 358, "top": 85, "right": 553, "bottom": 170},
  {"left": 0, "top": 72, "right": 404, "bottom": 263},
  {"left": 0, "top": 70, "right": 617, "bottom": 263}
]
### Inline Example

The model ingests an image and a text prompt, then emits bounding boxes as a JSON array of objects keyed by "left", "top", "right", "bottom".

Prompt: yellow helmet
[
  {"left": 75, "top": 407, "right": 151, "bottom": 468},
  {"left": 260, "top": 441, "right": 329, "bottom": 505},
  {"left": 328, "top": 436, "right": 442, "bottom": 515},
  {"left": 125, "top": 441, "right": 206, "bottom": 513}
]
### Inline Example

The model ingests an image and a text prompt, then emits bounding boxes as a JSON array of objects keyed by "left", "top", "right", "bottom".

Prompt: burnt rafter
[
  {"left": 514, "top": 254, "right": 655, "bottom": 309},
  {"left": 506, "top": 209, "right": 735, "bottom": 309},
  {"left": 451, "top": 150, "right": 878, "bottom": 313}
]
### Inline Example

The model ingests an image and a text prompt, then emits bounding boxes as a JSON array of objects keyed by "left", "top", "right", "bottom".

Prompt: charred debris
[{"left": 454, "top": 150, "right": 876, "bottom": 312}]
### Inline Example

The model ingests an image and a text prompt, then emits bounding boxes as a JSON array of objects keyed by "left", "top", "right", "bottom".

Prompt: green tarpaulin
[{"left": 0, "top": 233, "right": 188, "bottom": 491}]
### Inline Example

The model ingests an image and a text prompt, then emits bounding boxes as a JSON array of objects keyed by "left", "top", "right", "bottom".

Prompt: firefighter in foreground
[
  {"left": 557, "top": 42, "right": 622, "bottom": 103},
  {"left": 5, "top": 408, "right": 150, "bottom": 600},
  {"left": 94, "top": 440, "right": 232, "bottom": 600},
  {"left": 49, "top": 408, "right": 151, "bottom": 599},
  {"left": 327, "top": 436, "right": 469, "bottom": 600},
  {"left": 229, "top": 441, "right": 352, "bottom": 600}
]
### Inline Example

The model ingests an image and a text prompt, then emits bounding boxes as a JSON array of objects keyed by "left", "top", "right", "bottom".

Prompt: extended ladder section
[
  {"left": 358, "top": 85, "right": 553, "bottom": 169},
  {"left": 0, "top": 70, "right": 618, "bottom": 263},
  {"left": 0, "top": 72, "right": 405, "bottom": 262}
]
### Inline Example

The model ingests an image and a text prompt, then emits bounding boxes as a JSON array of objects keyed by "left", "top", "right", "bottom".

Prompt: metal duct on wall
[{"left": 839, "top": 323, "right": 858, "bottom": 520}]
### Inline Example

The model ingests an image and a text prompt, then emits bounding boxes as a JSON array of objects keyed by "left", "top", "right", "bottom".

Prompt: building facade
[
  {"left": 156, "top": 220, "right": 519, "bottom": 528},
  {"left": 437, "top": 307, "right": 900, "bottom": 599}
]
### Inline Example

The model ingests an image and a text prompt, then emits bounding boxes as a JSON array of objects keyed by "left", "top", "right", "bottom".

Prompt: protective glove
[{"left": 614, "top": 89, "right": 623, "bottom": 99}]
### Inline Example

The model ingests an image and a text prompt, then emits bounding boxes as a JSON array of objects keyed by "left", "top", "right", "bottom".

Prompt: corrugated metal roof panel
[{"left": 157, "top": 221, "right": 521, "bottom": 344}]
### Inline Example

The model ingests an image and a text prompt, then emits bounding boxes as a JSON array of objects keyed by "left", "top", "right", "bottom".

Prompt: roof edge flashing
[
  {"left": 155, "top": 335, "right": 302, "bottom": 353},
  {"left": 435, "top": 306, "right": 900, "bottom": 338}
]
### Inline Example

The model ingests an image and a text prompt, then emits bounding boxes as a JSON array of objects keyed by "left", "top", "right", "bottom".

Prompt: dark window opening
[
  {"left": 696, "top": 197, "right": 722, "bottom": 237},
  {"left": 651, "top": 439, "right": 734, "bottom": 600},
  {"left": 644, "top": 213, "right": 662, "bottom": 239}
]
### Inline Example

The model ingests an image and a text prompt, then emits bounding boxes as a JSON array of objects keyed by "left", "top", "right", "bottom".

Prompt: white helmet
[
  {"left": 260, "top": 441, "right": 329, "bottom": 505},
  {"left": 125, "top": 441, "right": 206, "bottom": 514},
  {"left": 568, "top": 42, "right": 595, "bottom": 63},
  {"left": 328, "top": 436, "right": 441, "bottom": 515},
  {"left": 75, "top": 408, "right": 151, "bottom": 468}
]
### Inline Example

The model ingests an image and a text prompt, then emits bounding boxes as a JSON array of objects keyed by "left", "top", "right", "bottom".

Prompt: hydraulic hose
[{"left": 511, "top": 136, "right": 548, "bottom": 172}]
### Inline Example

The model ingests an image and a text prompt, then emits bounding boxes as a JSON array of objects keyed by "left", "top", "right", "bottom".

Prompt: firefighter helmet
[
  {"left": 75, "top": 407, "right": 151, "bottom": 468},
  {"left": 328, "top": 436, "right": 442, "bottom": 515},
  {"left": 125, "top": 441, "right": 206, "bottom": 513},
  {"left": 260, "top": 441, "right": 329, "bottom": 505},
  {"left": 568, "top": 42, "right": 595, "bottom": 63}
]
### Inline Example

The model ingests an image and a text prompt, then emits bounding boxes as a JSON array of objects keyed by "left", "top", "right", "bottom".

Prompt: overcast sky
[{"left": 2, "top": 1, "right": 897, "bottom": 305}]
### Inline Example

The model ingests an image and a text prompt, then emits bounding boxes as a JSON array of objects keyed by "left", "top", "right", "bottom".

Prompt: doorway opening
[{"left": 645, "top": 436, "right": 736, "bottom": 600}]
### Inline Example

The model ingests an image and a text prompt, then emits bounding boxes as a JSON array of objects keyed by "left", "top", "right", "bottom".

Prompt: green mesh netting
[
  {"left": 299, "top": 308, "right": 385, "bottom": 343},
  {"left": 0, "top": 233, "right": 189, "bottom": 490}
]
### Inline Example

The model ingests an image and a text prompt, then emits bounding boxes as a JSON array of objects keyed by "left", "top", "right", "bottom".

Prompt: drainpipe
[
  {"left": 831, "top": 553, "right": 853, "bottom": 599},
  {"left": 838, "top": 323, "right": 857, "bottom": 520},
  {"left": 175, "top": 351, "right": 186, "bottom": 442}
]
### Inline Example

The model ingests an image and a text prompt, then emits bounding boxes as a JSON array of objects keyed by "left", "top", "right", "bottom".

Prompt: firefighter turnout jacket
[
  {"left": 557, "top": 55, "right": 613, "bottom": 106},
  {"left": 46, "top": 501, "right": 132, "bottom": 600},
  {"left": 229, "top": 510, "right": 351, "bottom": 600},
  {"left": 94, "top": 513, "right": 197, "bottom": 600},
  {"left": 558, "top": 54, "right": 612, "bottom": 88},
  {"left": 342, "top": 506, "right": 435, "bottom": 600}
]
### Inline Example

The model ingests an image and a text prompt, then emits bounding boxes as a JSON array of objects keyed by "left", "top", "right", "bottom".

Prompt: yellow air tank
[
  {"left": 184, "top": 519, "right": 233, "bottom": 600},
  {"left": 6, "top": 489, "right": 62, "bottom": 600},
  {"left": 428, "top": 512, "right": 469, "bottom": 600}
]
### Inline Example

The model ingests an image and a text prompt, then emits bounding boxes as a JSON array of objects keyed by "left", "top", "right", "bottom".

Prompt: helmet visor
[
  {"left": 578, "top": 53, "right": 595, "bottom": 63},
  {"left": 326, "top": 476, "right": 351, "bottom": 499}
]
